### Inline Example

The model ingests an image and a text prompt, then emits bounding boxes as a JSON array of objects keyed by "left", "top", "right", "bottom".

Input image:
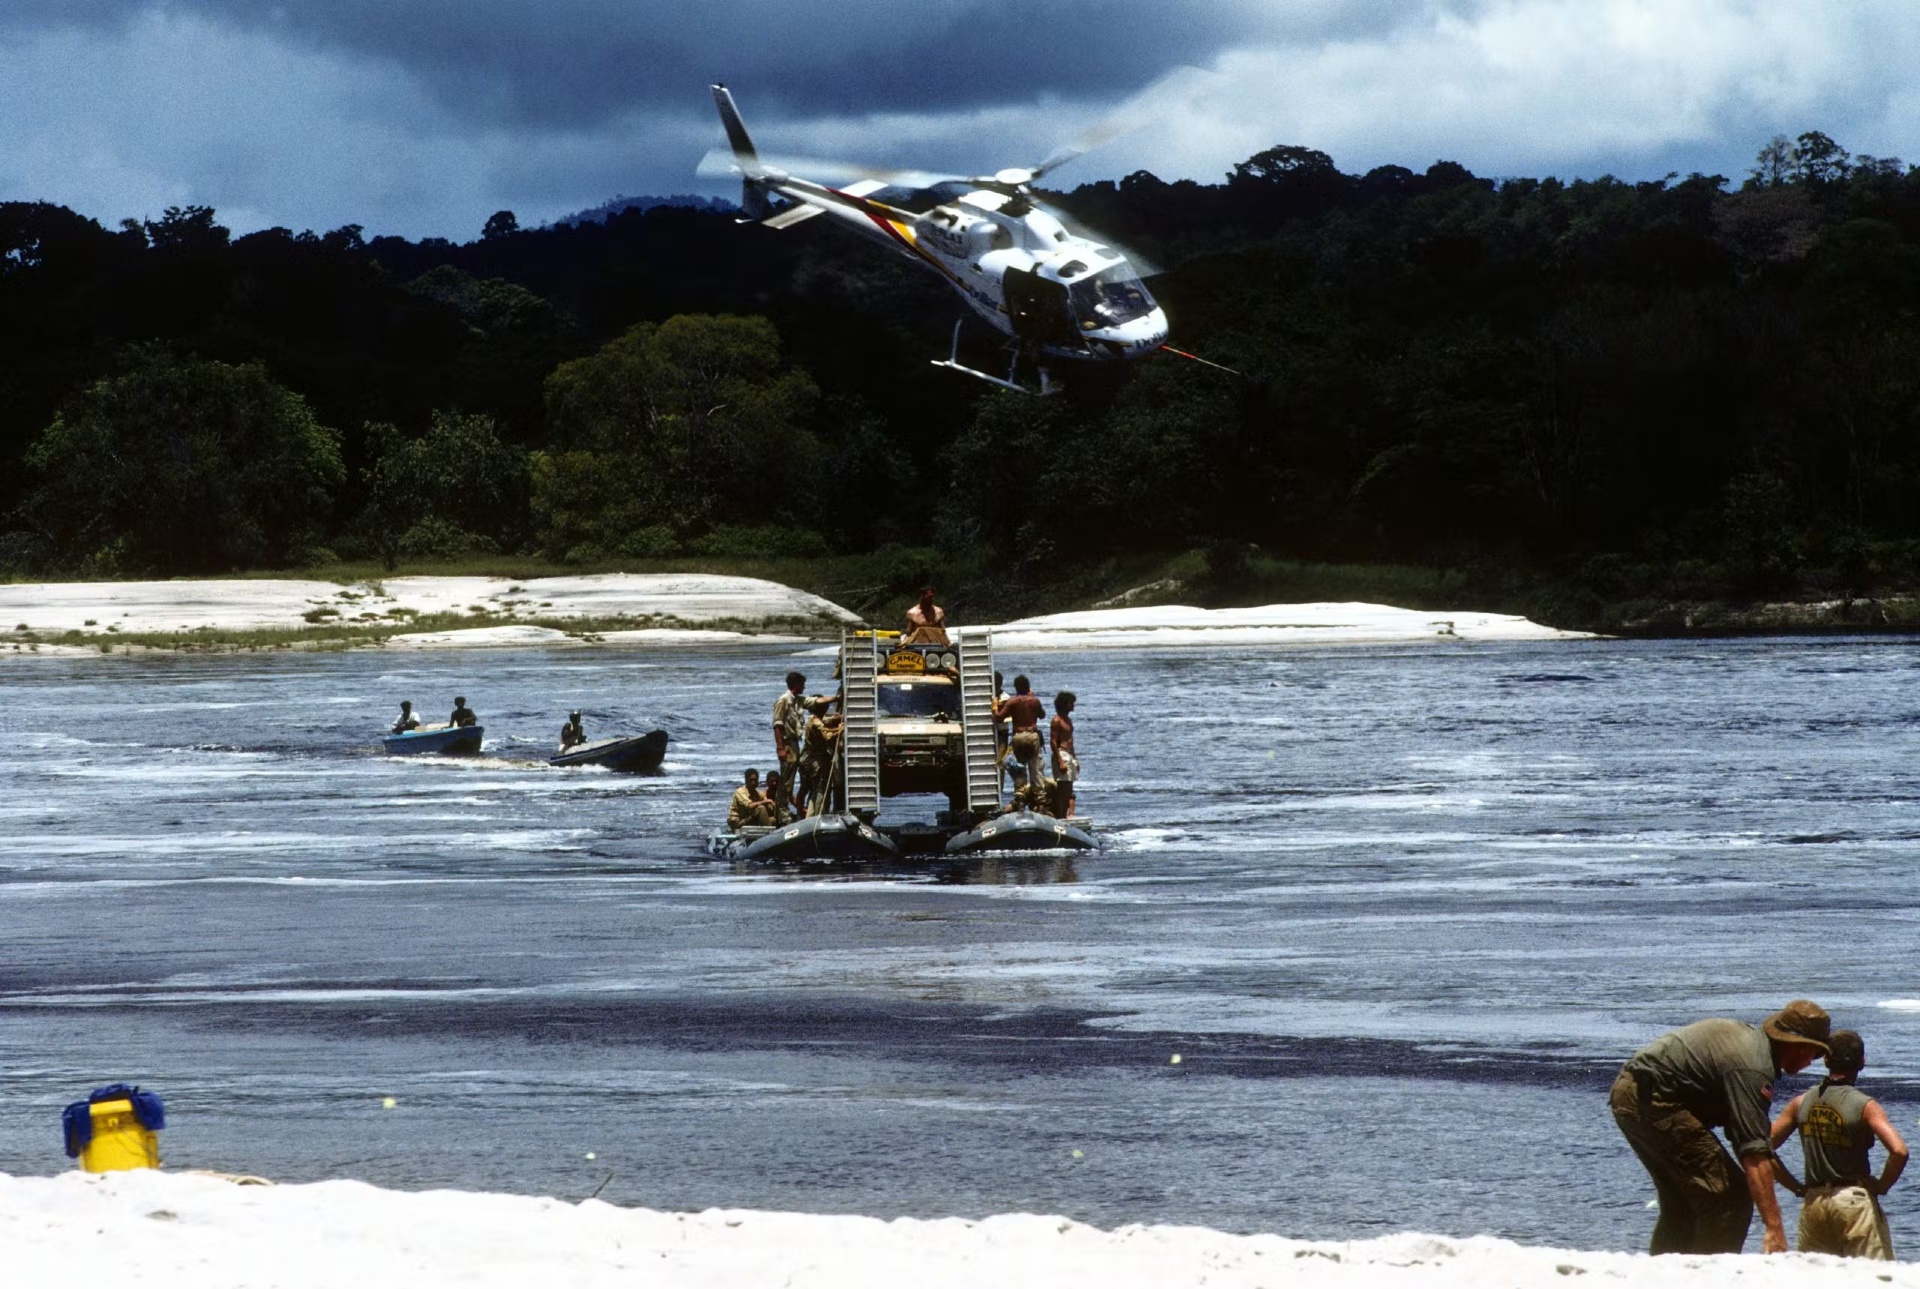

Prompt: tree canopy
[{"left": 5, "top": 129, "right": 1920, "bottom": 625}]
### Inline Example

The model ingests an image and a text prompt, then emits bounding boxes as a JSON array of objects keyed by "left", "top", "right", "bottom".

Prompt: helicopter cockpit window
[
  {"left": 1069, "top": 265, "right": 1157, "bottom": 331},
  {"left": 867, "top": 181, "right": 973, "bottom": 214}
]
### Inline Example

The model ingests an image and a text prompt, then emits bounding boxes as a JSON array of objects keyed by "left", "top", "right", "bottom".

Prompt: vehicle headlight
[{"left": 939, "top": 650, "right": 958, "bottom": 669}]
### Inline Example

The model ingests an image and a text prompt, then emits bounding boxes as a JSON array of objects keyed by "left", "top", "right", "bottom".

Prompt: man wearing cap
[
  {"left": 1610, "top": 999, "right": 1832, "bottom": 1254},
  {"left": 1768, "top": 1029, "right": 1907, "bottom": 1259}
]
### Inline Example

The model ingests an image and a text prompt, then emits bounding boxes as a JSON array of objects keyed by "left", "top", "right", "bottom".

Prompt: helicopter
[{"left": 707, "top": 83, "right": 1174, "bottom": 395}]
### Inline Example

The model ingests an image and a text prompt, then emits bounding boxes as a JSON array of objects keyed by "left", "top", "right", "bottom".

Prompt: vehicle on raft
[
  {"left": 549, "top": 729, "right": 670, "bottom": 773},
  {"left": 382, "top": 724, "right": 484, "bottom": 756},
  {"left": 708, "top": 627, "right": 1097, "bottom": 862}
]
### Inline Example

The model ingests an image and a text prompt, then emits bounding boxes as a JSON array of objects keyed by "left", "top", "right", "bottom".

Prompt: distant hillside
[{"left": 554, "top": 193, "right": 736, "bottom": 226}]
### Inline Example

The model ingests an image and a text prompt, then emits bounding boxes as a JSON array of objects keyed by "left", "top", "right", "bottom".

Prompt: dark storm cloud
[
  {"left": 9, "top": 0, "right": 1920, "bottom": 241},
  {"left": 0, "top": 0, "right": 1433, "bottom": 127}
]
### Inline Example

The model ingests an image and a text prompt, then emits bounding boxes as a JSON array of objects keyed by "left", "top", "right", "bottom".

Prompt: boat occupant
[
  {"left": 1611, "top": 999, "right": 1832, "bottom": 1255},
  {"left": 762, "top": 771, "right": 794, "bottom": 826},
  {"left": 772, "top": 672, "right": 818, "bottom": 812},
  {"left": 904, "top": 587, "right": 948, "bottom": 644},
  {"left": 798, "top": 697, "right": 842, "bottom": 816},
  {"left": 727, "top": 768, "right": 777, "bottom": 830},
  {"left": 559, "top": 711, "right": 587, "bottom": 751},
  {"left": 996, "top": 675, "right": 1046, "bottom": 791},
  {"left": 391, "top": 700, "right": 421, "bottom": 734},
  {"left": 449, "top": 696, "right": 478, "bottom": 728},
  {"left": 1769, "top": 1028, "right": 1907, "bottom": 1259},
  {"left": 1050, "top": 690, "right": 1078, "bottom": 818}
]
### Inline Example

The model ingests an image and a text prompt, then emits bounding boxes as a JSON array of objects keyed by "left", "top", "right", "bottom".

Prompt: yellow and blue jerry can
[{"left": 62, "top": 1083, "right": 164, "bottom": 1172}]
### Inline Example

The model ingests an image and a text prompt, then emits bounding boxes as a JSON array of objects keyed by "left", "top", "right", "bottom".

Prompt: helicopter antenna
[{"left": 1159, "top": 344, "right": 1242, "bottom": 376}]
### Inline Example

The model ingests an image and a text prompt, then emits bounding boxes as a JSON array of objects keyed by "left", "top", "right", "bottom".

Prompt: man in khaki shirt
[{"left": 727, "top": 768, "right": 776, "bottom": 831}]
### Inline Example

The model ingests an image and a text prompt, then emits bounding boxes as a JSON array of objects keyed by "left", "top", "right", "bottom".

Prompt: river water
[{"left": 0, "top": 636, "right": 1914, "bottom": 1251}]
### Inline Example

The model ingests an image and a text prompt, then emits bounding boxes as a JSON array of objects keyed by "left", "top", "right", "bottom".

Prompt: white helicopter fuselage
[{"left": 758, "top": 171, "right": 1168, "bottom": 364}]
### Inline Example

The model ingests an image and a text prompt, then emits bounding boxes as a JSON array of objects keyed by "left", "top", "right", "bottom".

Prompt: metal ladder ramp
[
  {"left": 839, "top": 631, "right": 881, "bottom": 812},
  {"left": 956, "top": 628, "right": 1001, "bottom": 812}
]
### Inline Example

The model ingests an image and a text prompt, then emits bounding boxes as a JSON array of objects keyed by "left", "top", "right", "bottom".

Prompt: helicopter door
[{"left": 1001, "top": 266, "right": 1077, "bottom": 348}]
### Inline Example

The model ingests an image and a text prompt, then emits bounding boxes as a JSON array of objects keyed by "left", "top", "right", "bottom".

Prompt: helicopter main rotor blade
[
  {"left": 1025, "top": 64, "right": 1213, "bottom": 182},
  {"left": 697, "top": 147, "right": 954, "bottom": 190}
]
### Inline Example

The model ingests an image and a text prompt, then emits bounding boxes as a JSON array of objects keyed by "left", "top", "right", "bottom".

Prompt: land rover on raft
[{"left": 871, "top": 642, "right": 968, "bottom": 811}]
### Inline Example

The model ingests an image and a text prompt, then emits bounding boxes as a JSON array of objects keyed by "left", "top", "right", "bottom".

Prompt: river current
[{"left": 0, "top": 636, "right": 1914, "bottom": 1250}]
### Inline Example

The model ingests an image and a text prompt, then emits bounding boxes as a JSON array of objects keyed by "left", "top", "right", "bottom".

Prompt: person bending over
[{"left": 1610, "top": 999, "right": 1832, "bottom": 1254}]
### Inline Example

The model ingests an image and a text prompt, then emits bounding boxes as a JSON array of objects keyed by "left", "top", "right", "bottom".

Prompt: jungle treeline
[{"left": 4, "top": 129, "right": 1919, "bottom": 628}]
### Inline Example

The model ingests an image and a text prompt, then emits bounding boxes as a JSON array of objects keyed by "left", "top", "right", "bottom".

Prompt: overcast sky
[{"left": 4, "top": 0, "right": 1919, "bottom": 240}]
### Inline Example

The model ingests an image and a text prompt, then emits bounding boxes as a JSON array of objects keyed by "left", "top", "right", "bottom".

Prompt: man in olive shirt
[
  {"left": 727, "top": 768, "right": 777, "bottom": 831},
  {"left": 1769, "top": 1029, "right": 1907, "bottom": 1259},
  {"left": 1610, "top": 999, "right": 1832, "bottom": 1254}
]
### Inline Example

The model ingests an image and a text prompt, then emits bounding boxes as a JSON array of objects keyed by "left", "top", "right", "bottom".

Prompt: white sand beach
[
  {"left": 0, "top": 573, "right": 858, "bottom": 642},
  {"left": 2, "top": 1171, "right": 1906, "bottom": 1289},
  {"left": 990, "top": 602, "right": 1589, "bottom": 649},
  {"left": 0, "top": 575, "right": 1582, "bottom": 654}
]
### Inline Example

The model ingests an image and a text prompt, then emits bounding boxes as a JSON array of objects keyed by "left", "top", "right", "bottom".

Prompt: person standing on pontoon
[{"left": 996, "top": 675, "right": 1046, "bottom": 795}]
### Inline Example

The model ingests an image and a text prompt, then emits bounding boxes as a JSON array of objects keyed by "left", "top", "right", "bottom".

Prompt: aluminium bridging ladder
[
  {"left": 839, "top": 631, "right": 881, "bottom": 813},
  {"left": 955, "top": 627, "right": 1002, "bottom": 813}
]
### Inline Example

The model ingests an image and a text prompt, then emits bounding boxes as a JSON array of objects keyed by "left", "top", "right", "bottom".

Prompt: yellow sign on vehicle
[{"left": 884, "top": 649, "right": 927, "bottom": 674}]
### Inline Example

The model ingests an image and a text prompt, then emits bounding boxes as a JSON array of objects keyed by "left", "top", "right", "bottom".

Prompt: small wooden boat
[
  {"left": 382, "top": 723, "right": 484, "bottom": 756},
  {"left": 548, "top": 729, "right": 669, "bottom": 773}
]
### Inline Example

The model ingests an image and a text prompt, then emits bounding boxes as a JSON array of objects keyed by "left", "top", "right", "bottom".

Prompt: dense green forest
[{"left": 4, "top": 129, "right": 1920, "bottom": 630}]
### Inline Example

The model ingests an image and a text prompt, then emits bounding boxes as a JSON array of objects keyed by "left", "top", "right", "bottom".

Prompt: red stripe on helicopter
[{"left": 843, "top": 197, "right": 965, "bottom": 287}]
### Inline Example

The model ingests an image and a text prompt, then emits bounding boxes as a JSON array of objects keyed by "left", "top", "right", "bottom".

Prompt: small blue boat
[
  {"left": 382, "top": 724, "right": 484, "bottom": 756},
  {"left": 548, "top": 729, "right": 669, "bottom": 773}
]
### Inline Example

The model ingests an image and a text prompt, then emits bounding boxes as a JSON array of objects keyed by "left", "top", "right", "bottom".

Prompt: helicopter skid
[
  {"left": 928, "top": 356, "right": 1056, "bottom": 396},
  {"left": 932, "top": 320, "right": 1058, "bottom": 395}
]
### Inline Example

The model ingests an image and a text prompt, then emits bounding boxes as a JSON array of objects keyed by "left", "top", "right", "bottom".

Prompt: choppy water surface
[{"left": 0, "top": 637, "right": 1915, "bottom": 1250}]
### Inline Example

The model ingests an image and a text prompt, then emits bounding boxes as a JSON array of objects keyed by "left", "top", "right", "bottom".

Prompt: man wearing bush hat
[{"left": 1610, "top": 999, "right": 1831, "bottom": 1255}]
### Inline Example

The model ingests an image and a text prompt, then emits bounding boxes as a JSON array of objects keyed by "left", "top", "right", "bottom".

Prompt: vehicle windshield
[
  {"left": 877, "top": 682, "right": 961, "bottom": 720},
  {"left": 1069, "top": 264, "right": 1157, "bottom": 330}
]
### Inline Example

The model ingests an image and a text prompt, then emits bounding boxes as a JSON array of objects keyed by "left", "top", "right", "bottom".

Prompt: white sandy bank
[
  {"left": 0, "top": 574, "right": 858, "bottom": 640},
  {"left": 989, "top": 602, "right": 1588, "bottom": 649},
  {"left": 0, "top": 577, "right": 1581, "bottom": 654},
  {"left": 2, "top": 1172, "right": 1904, "bottom": 1289}
]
